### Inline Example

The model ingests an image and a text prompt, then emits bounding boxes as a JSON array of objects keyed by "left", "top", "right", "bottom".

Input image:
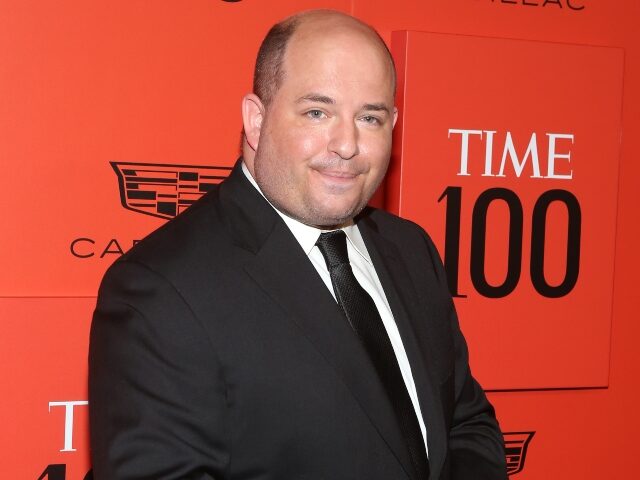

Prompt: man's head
[{"left": 242, "top": 10, "right": 397, "bottom": 228}]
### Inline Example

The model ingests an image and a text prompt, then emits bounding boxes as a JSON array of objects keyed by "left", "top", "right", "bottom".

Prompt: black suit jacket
[{"left": 89, "top": 161, "right": 507, "bottom": 479}]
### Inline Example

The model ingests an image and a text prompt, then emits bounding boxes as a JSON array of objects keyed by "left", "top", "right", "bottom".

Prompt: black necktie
[{"left": 316, "top": 230, "right": 430, "bottom": 480}]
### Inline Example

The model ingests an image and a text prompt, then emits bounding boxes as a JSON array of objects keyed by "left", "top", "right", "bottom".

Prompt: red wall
[{"left": 1, "top": 1, "right": 638, "bottom": 478}]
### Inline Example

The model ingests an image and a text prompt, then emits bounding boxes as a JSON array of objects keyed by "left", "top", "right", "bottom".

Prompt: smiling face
[{"left": 242, "top": 13, "right": 397, "bottom": 228}]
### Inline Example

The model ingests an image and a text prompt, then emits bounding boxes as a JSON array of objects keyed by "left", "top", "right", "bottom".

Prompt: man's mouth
[
  {"left": 316, "top": 169, "right": 358, "bottom": 179},
  {"left": 312, "top": 168, "right": 361, "bottom": 190}
]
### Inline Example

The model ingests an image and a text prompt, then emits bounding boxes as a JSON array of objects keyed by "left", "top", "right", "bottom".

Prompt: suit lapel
[
  {"left": 218, "top": 163, "right": 415, "bottom": 479},
  {"left": 358, "top": 217, "right": 448, "bottom": 479},
  {"left": 244, "top": 221, "right": 416, "bottom": 480}
]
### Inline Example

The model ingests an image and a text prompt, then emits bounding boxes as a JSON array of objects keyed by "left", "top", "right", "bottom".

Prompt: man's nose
[{"left": 328, "top": 118, "right": 359, "bottom": 160}]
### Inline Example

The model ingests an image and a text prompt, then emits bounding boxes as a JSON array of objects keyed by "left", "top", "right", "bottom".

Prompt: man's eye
[
  {"left": 362, "top": 115, "right": 381, "bottom": 125},
  {"left": 306, "top": 110, "right": 326, "bottom": 119}
]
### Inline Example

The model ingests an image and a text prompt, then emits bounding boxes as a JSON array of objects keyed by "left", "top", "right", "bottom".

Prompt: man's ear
[
  {"left": 242, "top": 93, "right": 265, "bottom": 152},
  {"left": 392, "top": 106, "right": 398, "bottom": 129}
]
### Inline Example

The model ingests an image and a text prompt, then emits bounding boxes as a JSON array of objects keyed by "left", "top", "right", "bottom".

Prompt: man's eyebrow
[
  {"left": 294, "top": 95, "right": 391, "bottom": 115},
  {"left": 295, "top": 94, "right": 336, "bottom": 105},
  {"left": 362, "top": 103, "right": 391, "bottom": 114}
]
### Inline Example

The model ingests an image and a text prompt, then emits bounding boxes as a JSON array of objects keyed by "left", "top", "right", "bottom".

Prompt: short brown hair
[{"left": 252, "top": 17, "right": 300, "bottom": 107}]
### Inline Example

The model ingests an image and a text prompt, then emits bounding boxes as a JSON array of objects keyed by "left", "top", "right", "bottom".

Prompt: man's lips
[
  {"left": 316, "top": 169, "right": 359, "bottom": 179},
  {"left": 312, "top": 169, "right": 361, "bottom": 188}
]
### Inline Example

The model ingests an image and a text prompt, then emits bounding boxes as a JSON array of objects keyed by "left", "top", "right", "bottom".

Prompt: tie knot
[{"left": 316, "top": 230, "right": 349, "bottom": 269}]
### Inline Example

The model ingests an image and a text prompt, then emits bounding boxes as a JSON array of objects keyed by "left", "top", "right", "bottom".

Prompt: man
[{"left": 90, "top": 9, "right": 507, "bottom": 480}]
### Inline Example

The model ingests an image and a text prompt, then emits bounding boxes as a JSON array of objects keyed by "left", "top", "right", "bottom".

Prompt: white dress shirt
[{"left": 241, "top": 162, "right": 428, "bottom": 456}]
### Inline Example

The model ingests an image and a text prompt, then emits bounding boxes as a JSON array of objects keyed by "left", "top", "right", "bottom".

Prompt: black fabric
[
  {"left": 89, "top": 160, "right": 508, "bottom": 480},
  {"left": 317, "top": 230, "right": 431, "bottom": 480}
]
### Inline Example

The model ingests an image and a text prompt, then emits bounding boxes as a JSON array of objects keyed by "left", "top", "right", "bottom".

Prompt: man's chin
[{"left": 305, "top": 204, "right": 365, "bottom": 229}]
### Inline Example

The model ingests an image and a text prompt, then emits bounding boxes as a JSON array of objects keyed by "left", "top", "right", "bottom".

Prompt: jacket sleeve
[
  {"left": 447, "top": 307, "right": 508, "bottom": 479},
  {"left": 422, "top": 231, "right": 508, "bottom": 480},
  {"left": 89, "top": 260, "right": 229, "bottom": 479}
]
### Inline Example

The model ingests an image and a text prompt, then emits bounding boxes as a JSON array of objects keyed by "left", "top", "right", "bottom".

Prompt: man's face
[{"left": 250, "top": 24, "right": 397, "bottom": 228}]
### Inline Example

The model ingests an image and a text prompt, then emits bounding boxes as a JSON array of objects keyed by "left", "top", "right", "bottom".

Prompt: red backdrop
[{"left": 1, "top": 1, "right": 638, "bottom": 478}]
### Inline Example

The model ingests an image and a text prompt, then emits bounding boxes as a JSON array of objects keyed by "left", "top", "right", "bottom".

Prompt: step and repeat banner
[
  {"left": 389, "top": 31, "right": 622, "bottom": 391},
  {"left": 1, "top": 1, "right": 638, "bottom": 478}
]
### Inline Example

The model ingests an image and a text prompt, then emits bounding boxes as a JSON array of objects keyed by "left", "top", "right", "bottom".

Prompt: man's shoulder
[
  {"left": 358, "top": 206, "right": 445, "bottom": 272},
  {"left": 358, "top": 206, "right": 429, "bottom": 243},
  {"left": 107, "top": 185, "right": 229, "bottom": 277}
]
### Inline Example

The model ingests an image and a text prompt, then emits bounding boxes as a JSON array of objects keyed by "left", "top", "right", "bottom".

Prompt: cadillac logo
[
  {"left": 504, "top": 431, "right": 535, "bottom": 475},
  {"left": 111, "top": 161, "right": 232, "bottom": 219}
]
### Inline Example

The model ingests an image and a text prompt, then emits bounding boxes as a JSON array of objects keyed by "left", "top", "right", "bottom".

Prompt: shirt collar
[{"left": 241, "top": 161, "right": 372, "bottom": 264}]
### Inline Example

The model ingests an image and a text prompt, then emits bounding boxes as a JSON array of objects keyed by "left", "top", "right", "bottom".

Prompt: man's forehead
[
  {"left": 282, "top": 61, "right": 394, "bottom": 106},
  {"left": 279, "top": 60, "right": 395, "bottom": 110}
]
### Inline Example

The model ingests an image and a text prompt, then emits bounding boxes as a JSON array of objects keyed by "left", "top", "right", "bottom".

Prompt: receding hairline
[
  {"left": 290, "top": 10, "right": 395, "bottom": 65},
  {"left": 252, "top": 10, "right": 396, "bottom": 106}
]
